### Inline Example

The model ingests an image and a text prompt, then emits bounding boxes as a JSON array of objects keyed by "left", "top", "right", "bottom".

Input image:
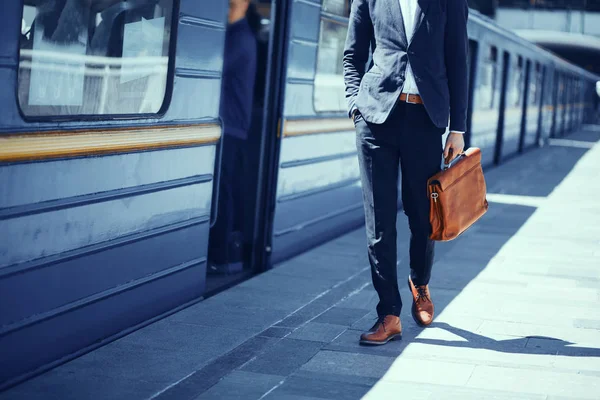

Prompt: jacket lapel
[
  {"left": 413, "top": 0, "right": 431, "bottom": 35},
  {"left": 389, "top": 0, "right": 408, "bottom": 45}
]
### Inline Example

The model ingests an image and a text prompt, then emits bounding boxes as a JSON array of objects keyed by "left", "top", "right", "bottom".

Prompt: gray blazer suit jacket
[{"left": 343, "top": 0, "right": 469, "bottom": 132}]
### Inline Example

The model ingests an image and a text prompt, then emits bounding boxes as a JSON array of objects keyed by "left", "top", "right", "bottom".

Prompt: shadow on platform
[{"left": 415, "top": 322, "right": 600, "bottom": 358}]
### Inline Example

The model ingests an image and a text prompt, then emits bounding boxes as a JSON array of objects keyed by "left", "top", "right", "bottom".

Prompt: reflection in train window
[
  {"left": 18, "top": 0, "right": 174, "bottom": 118},
  {"left": 510, "top": 56, "right": 524, "bottom": 107},
  {"left": 322, "top": 0, "right": 350, "bottom": 17},
  {"left": 477, "top": 45, "right": 497, "bottom": 109},
  {"left": 530, "top": 62, "right": 542, "bottom": 105},
  {"left": 314, "top": 4, "right": 349, "bottom": 113}
]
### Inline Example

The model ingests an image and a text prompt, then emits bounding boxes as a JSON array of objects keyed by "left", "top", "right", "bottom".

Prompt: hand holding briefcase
[{"left": 428, "top": 147, "right": 489, "bottom": 241}]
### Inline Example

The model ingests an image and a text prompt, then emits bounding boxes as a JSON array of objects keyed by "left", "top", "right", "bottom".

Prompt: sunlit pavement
[
  {"left": 361, "top": 127, "right": 600, "bottom": 399},
  {"left": 2, "top": 126, "right": 599, "bottom": 400}
]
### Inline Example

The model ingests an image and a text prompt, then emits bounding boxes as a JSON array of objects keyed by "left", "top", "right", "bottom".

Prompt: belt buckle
[{"left": 405, "top": 93, "right": 417, "bottom": 104}]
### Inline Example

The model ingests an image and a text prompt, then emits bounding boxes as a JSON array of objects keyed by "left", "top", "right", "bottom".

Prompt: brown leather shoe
[
  {"left": 359, "top": 315, "right": 402, "bottom": 345},
  {"left": 408, "top": 276, "right": 434, "bottom": 327}
]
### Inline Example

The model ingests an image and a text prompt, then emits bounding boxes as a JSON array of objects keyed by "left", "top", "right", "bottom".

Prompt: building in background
[
  {"left": 339, "top": 1, "right": 500, "bottom": 18},
  {"left": 496, "top": 0, "right": 600, "bottom": 74},
  {"left": 468, "top": 0, "right": 498, "bottom": 17},
  {"left": 497, "top": 0, "right": 600, "bottom": 37}
]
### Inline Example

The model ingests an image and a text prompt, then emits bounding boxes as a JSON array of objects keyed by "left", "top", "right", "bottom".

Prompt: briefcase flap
[{"left": 429, "top": 147, "right": 482, "bottom": 191}]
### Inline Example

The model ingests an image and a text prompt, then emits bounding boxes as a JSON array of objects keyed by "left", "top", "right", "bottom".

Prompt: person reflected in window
[{"left": 209, "top": 0, "right": 258, "bottom": 274}]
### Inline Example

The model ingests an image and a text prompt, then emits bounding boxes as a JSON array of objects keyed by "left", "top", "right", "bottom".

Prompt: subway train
[{"left": 0, "top": 0, "right": 598, "bottom": 389}]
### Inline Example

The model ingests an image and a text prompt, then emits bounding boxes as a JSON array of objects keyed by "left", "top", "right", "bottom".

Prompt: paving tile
[
  {"left": 291, "top": 370, "right": 379, "bottom": 387},
  {"left": 211, "top": 285, "right": 315, "bottom": 311},
  {"left": 50, "top": 341, "right": 201, "bottom": 385},
  {"left": 350, "top": 310, "right": 379, "bottom": 331},
  {"left": 381, "top": 357, "right": 476, "bottom": 386},
  {"left": 275, "top": 301, "right": 336, "bottom": 329},
  {"left": 274, "top": 253, "right": 368, "bottom": 282},
  {"left": 312, "top": 307, "right": 371, "bottom": 326},
  {"left": 287, "top": 322, "right": 347, "bottom": 343},
  {"left": 363, "top": 381, "right": 548, "bottom": 400},
  {"left": 300, "top": 351, "right": 395, "bottom": 379},
  {"left": 275, "top": 273, "right": 372, "bottom": 329},
  {"left": 156, "top": 336, "right": 277, "bottom": 400},
  {"left": 463, "top": 280, "right": 599, "bottom": 303},
  {"left": 466, "top": 365, "right": 600, "bottom": 398},
  {"left": 336, "top": 286, "right": 378, "bottom": 310},
  {"left": 0, "top": 370, "right": 164, "bottom": 400},
  {"left": 259, "top": 326, "right": 294, "bottom": 338},
  {"left": 400, "top": 342, "right": 564, "bottom": 371},
  {"left": 411, "top": 323, "right": 530, "bottom": 354},
  {"left": 264, "top": 374, "right": 372, "bottom": 400},
  {"left": 525, "top": 337, "right": 600, "bottom": 357},
  {"left": 241, "top": 338, "right": 324, "bottom": 376},
  {"left": 195, "top": 371, "right": 282, "bottom": 400},
  {"left": 238, "top": 272, "right": 334, "bottom": 298},
  {"left": 324, "top": 329, "right": 410, "bottom": 358},
  {"left": 120, "top": 320, "right": 249, "bottom": 368},
  {"left": 508, "top": 296, "right": 600, "bottom": 322},
  {"left": 168, "top": 302, "right": 287, "bottom": 331},
  {"left": 262, "top": 393, "right": 327, "bottom": 400},
  {"left": 574, "top": 318, "right": 600, "bottom": 330},
  {"left": 362, "top": 381, "right": 434, "bottom": 400}
]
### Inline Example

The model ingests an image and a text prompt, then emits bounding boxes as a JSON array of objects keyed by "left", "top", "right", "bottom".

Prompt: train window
[
  {"left": 477, "top": 45, "right": 497, "bottom": 109},
  {"left": 314, "top": 1, "right": 350, "bottom": 112},
  {"left": 530, "top": 63, "right": 542, "bottom": 105},
  {"left": 18, "top": 0, "right": 175, "bottom": 118},
  {"left": 322, "top": 0, "right": 350, "bottom": 17},
  {"left": 509, "top": 55, "right": 524, "bottom": 107}
]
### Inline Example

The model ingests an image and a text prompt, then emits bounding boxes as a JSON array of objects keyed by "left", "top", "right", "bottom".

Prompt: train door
[
  {"left": 470, "top": 44, "right": 499, "bottom": 167},
  {"left": 499, "top": 53, "right": 525, "bottom": 161},
  {"left": 465, "top": 39, "right": 479, "bottom": 149},
  {"left": 557, "top": 74, "right": 567, "bottom": 136},
  {"left": 205, "top": 0, "right": 290, "bottom": 292},
  {"left": 269, "top": 0, "right": 367, "bottom": 263},
  {"left": 565, "top": 76, "right": 573, "bottom": 133},
  {"left": 494, "top": 50, "right": 510, "bottom": 164},
  {"left": 552, "top": 72, "right": 564, "bottom": 138},
  {"left": 536, "top": 65, "right": 549, "bottom": 145},
  {"left": 519, "top": 59, "right": 531, "bottom": 152}
]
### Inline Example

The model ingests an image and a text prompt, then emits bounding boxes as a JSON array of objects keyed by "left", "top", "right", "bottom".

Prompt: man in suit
[{"left": 343, "top": 0, "right": 469, "bottom": 345}]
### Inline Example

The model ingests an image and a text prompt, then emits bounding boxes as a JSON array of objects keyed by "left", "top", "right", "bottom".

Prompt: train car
[
  {"left": 0, "top": 0, "right": 598, "bottom": 390},
  {"left": 466, "top": 12, "right": 598, "bottom": 163}
]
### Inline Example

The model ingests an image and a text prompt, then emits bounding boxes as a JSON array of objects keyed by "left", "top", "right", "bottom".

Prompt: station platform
[{"left": 2, "top": 126, "right": 600, "bottom": 400}]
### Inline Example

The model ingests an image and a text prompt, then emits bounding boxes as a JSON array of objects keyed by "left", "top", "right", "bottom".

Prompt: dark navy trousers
[{"left": 355, "top": 101, "right": 444, "bottom": 317}]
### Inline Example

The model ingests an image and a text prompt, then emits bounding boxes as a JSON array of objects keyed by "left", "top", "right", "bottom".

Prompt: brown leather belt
[{"left": 399, "top": 93, "right": 424, "bottom": 104}]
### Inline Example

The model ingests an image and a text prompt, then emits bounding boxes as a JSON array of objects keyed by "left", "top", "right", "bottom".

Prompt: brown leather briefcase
[{"left": 428, "top": 147, "right": 489, "bottom": 241}]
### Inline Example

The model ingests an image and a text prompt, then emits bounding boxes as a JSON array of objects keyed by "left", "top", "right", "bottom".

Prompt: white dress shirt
[
  {"left": 399, "top": 0, "right": 463, "bottom": 133},
  {"left": 399, "top": 0, "right": 419, "bottom": 95}
]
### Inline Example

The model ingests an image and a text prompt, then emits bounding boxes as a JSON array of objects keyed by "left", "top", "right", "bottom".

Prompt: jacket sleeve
[
  {"left": 445, "top": 0, "right": 469, "bottom": 132},
  {"left": 343, "top": 0, "right": 373, "bottom": 119}
]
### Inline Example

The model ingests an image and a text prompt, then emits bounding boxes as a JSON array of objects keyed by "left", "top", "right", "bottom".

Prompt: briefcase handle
[{"left": 442, "top": 149, "right": 466, "bottom": 170}]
